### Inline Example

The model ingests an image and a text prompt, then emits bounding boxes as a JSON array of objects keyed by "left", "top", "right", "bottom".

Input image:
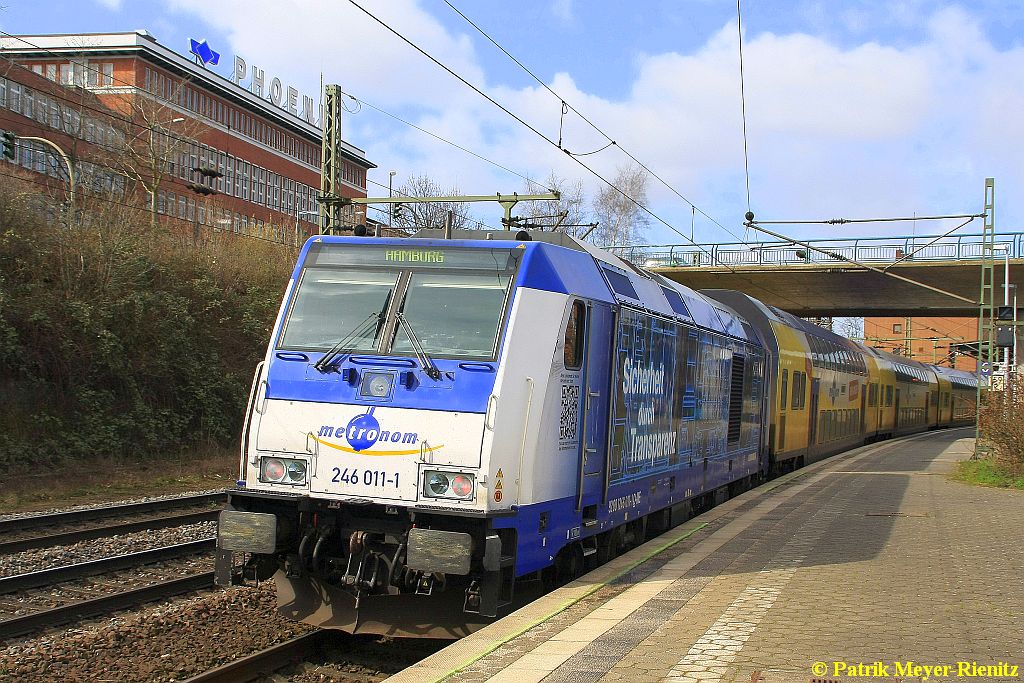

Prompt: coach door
[
  {"left": 576, "top": 302, "right": 614, "bottom": 515},
  {"left": 860, "top": 388, "right": 867, "bottom": 435},
  {"left": 808, "top": 378, "right": 820, "bottom": 448}
]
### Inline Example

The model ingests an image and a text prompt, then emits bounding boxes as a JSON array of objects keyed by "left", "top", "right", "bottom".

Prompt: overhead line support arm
[{"left": 324, "top": 192, "right": 561, "bottom": 230}]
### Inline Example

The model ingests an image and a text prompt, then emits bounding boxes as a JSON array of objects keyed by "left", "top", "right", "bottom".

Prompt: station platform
[{"left": 384, "top": 428, "right": 1024, "bottom": 683}]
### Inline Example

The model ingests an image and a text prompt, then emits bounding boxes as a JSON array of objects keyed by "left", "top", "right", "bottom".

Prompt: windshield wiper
[
  {"left": 314, "top": 292, "right": 393, "bottom": 373},
  {"left": 395, "top": 313, "right": 442, "bottom": 380}
]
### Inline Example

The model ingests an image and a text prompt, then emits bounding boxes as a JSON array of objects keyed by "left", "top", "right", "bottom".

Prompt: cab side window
[{"left": 564, "top": 300, "right": 586, "bottom": 369}]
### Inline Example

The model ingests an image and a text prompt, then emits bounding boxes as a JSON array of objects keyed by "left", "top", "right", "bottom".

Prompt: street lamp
[{"left": 15, "top": 135, "right": 75, "bottom": 209}]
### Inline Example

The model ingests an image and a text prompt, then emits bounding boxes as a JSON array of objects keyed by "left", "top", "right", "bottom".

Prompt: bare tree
[
  {"left": 518, "top": 172, "right": 593, "bottom": 238},
  {"left": 391, "top": 174, "right": 473, "bottom": 233},
  {"left": 104, "top": 84, "right": 206, "bottom": 228},
  {"left": 834, "top": 317, "right": 865, "bottom": 340},
  {"left": 591, "top": 163, "right": 651, "bottom": 247}
]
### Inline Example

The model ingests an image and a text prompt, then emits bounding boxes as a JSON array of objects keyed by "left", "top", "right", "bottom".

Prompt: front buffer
[{"left": 216, "top": 490, "right": 516, "bottom": 638}]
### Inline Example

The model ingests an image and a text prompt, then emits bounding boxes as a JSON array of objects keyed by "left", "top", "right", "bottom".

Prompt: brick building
[
  {"left": 864, "top": 316, "right": 978, "bottom": 371},
  {"left": 0, "top": 31, "right": 374, "bottom": 239}
]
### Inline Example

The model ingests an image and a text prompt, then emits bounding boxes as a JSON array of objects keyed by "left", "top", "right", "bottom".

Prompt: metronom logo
[{"left": 313, "top": 407, "right": 441, "bottom": 456}]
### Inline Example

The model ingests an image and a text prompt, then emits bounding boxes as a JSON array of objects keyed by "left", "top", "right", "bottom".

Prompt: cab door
[{"left": 577, "top": 302, "right": 614, "bottom": 515}]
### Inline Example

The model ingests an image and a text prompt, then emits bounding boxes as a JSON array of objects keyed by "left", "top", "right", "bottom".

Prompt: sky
[{"left": 2, "top": 0, "right": 1023, "bottom": 246}]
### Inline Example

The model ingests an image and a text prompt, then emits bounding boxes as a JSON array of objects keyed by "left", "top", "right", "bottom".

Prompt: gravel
[
  {"left": 0, "top": 582, "right": 313, "bottom": 682},
  {"left": 0, "top": 521, "right": 217, "bottom": 578},
  {"left": 0, "top": 489, "right": 227, "bottom": 523},
  {"left": 280, "top": 637, "right": 446, "bottom": 683}
]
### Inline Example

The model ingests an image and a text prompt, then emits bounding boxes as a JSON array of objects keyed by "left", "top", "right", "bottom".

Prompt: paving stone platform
[{"left": 384, "top": 429, "right": 1024, "bottom": 683}]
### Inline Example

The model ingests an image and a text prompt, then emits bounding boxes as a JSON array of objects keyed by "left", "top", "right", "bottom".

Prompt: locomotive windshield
[{"left": 278, "top": 243, "right": 520, "bottom": 360}]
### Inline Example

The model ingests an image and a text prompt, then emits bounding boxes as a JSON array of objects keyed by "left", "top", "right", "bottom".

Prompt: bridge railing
[{"left": 607, "top": 232, "right": 1024, "bottom": 269}]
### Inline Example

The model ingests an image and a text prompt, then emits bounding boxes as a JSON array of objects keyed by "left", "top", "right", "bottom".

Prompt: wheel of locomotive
[
  {"left": 595, "top": 526, "right": 622, "bottom": 566},
  {"left": 545, "top": 542, "right": 586, "bottom": 588}
]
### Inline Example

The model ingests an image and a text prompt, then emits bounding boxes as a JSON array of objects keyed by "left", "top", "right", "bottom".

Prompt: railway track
[
  {"left": 0, "top": 492, "right": 225, "bottom": 554},
  {"left": 0, "top": 541, "right": 217, "bottom": 639},
  {"left": 183, "top": 630, "right": 335, "bottom": 683},
  {"left": 0, "top": 570, "right": 215, "bottom": 639},
  {"left": 0, "top": 493, "right": 226, "bottom": 639}
]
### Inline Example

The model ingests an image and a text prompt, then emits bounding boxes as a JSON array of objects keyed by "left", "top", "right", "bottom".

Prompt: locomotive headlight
[
  {"left": 426, "top": 472, "right": 450, "bottom": 496},
  {"left": 360, "top": 371, "right": 394, "bottom": 399},
  {"left": 286, "top": 460, "right": 307, "bottom": 483},
  {"left": 423, "top": 470, "right": 475, "bottom": 500},
  {"left": 259, "top": 457, "right": 307, "bottom": 485}
]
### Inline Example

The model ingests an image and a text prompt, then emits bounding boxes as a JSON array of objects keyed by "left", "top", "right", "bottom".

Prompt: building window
[
  {"left": 22, "top": 88, "right": 34, "bottom": 119},
  {"left": 9, "top": 82, "right": 21, "bottom": 112},
  {"left": 892, "top": 323, "right": 902, "bottom": 334},
  {"left": 102, "top": 62, "right": 113, "bottom": 86}
]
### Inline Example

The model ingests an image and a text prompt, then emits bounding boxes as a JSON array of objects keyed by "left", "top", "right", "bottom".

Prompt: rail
[
  {"left": 0, "top": 491, "right": 226, "bottom": 534},
  {"left": 0, "top": 509, "right": 220, "bottom": 554},
  {"left": 0, "top": 571, "right": 214, "bottom": 638},
  {"left": 0, "top": 539, "right": 215, "bottom": 594},
  {"left": 606, "top": 232, "right": 1024, "bottom": 269},
  {"left": 183, "top": 630, "right": 335, "bottom": 683}
]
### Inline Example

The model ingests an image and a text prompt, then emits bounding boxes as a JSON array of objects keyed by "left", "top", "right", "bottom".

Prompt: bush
[
  {"left": 0, "top": 175, "right": 295, "bottom": 473},
  {"left": 978, "top": 374, "right": 1024, "bottom": 478}
]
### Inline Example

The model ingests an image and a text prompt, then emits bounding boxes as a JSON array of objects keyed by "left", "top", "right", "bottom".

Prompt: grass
[
  {"left": 951, "top": 457, "right": 1024, "bottom": 491},
  {"left": 0, "top": 448, "right": 240, "bottom": 514}
]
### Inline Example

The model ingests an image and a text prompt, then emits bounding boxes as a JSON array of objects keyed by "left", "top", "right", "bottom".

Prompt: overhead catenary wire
[
  {"left": 342, "top": 91, "right": 547, "bottom": 190},
  {"left": 440, "top": 0, "right": 752, "bottom": 247},
  {"left": 350, "top": 0, "right": 822, "bottom": 313},
  {"left": 737, "top": 0, "right": 753, "bottom": 242},
  {"left": 749, "top": 213, "right": 986, "bottom": 226},
  {"left": 8, "top": 17, "right": 958, "bottom": 323},
  {"left": 350, "top": 0, "right": 722, "bottom": 258}
]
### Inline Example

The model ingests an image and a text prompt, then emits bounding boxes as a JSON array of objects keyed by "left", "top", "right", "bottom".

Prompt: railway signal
[{"left": 2, "top": 131, "right": 15, "bottom": 160}]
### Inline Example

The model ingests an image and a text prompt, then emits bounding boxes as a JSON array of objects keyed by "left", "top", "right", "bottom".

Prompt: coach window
[
  {"left": 564, "top": 301, "right": 586, "bottom": 370},
  {"left": 780, "top": 369, "right": 789, "bottom": 411}
]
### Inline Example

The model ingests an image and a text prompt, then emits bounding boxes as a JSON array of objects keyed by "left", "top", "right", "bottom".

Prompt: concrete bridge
[{"left": 608, "top": 232, "right": 1024, "bottom": 317}]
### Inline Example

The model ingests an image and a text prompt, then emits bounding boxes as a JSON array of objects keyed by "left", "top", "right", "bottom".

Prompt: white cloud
[
  {"left": 552, "top": 0, "right": 574, "bottom": 24},
  {"left": 94, "top": 0, "right": 123, "bottom": 8}
]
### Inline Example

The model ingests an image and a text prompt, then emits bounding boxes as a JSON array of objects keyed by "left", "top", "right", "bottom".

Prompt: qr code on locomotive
[{"left": 559, "top": 384, "right": 581, "bottom": 440}]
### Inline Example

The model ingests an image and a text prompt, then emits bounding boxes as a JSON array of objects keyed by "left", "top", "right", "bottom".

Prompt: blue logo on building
[{"left": 189, "top": 39, "right": 220, "bottom": 67}]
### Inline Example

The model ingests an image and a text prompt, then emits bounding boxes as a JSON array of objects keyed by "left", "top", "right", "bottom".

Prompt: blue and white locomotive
[{"left": 217, "top": 228, "right": 767, "bottom": 636}]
